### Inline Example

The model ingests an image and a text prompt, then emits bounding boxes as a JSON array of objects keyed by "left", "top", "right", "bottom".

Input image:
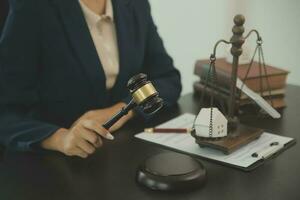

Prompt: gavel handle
[{"left": 102, "top": 99, "right": 137, "bottom": 130}]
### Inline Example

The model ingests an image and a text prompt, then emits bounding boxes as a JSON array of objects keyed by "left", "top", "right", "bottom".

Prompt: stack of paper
[{"left": 135, "top": 113, "right": 293, "bottom": 169}]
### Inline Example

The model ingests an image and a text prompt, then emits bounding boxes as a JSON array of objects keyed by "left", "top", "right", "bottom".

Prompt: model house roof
[{"left": 195, "top": 108, "right": 227, "bottom": 126}]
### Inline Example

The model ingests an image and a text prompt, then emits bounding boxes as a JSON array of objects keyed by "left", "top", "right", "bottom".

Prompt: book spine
[
  {"left": 244, "top": 75, "right": 287, "bottom": 92},
  {"left": 193, "top": 82, "right": 286, "bottom": 109},
  {"left": 195, "top": 62, "right": 287, "bottom": 92},
  {"left": 195, "top": 62, "right": 232, "bottom": 90},
  {"left": 193, "top": 82, "right": 233, "bottom": 101}
]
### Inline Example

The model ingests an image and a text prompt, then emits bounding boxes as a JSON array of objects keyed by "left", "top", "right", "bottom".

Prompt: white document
[
  {"left": 135, "top": 113, "right": 293, "bottom": 168},
  {"left": 236, "top": 78, "right": 281, "bottom": 119}
]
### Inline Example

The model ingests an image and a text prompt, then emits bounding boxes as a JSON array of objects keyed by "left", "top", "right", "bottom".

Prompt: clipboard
[
  {"left": 244, "top": 139, "right": 296, "bottom": 171},
  {"left": 135, "top": 113, "right": 296, "bottom": 171}
]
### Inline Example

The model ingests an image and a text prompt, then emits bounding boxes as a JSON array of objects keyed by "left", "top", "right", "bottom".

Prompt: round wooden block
[{"left": 136, "top": 152, "right": 206, "bottom": 192}]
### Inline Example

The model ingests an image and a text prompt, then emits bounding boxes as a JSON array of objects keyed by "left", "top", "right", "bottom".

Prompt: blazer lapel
[
  {"left": 110, "top": 0, "right": 134, "bottom": 101},
  {"left": 51, "top": 0, "right": 108, "bottom": 105}
]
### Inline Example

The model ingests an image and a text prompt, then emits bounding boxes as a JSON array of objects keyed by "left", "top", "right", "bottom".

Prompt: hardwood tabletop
[{"left": 0, "top": 85, "right": 299, "bottom": 200}]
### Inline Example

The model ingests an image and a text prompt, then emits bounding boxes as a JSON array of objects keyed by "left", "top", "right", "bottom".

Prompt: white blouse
[{"left": 79, "top": 0, "right": 120, "bottom": 90}]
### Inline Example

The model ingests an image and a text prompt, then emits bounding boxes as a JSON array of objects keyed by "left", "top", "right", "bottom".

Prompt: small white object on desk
[
  {"left": 194, "top": 108, "right": 227, "bottom": 138},
  {"left": 236, "top": 78, "right": 281, "bottom": 119}
]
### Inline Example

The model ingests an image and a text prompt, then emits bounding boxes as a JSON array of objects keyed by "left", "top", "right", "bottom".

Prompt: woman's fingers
[
  {"left": 79, "top": 128, "right": 103, "bottom": 148},
  {"left": 94, "top": 137, "right": 103, "bottom": 148},
  {"left": 61, "top": 118, "right": 116, "bottom": 158},
  {"left": 77, "top": 139, "right": 96, "bottom": 155},
  {"left": 82, "top": 120, "right": 114, "bottom": 140},
  {"left": 73, "top": 147, "right": 89, "bottom": 158}
]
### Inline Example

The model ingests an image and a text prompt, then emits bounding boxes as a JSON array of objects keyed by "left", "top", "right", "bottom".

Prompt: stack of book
[{"left": 194, "top": 58, "right": 289, "bottom": 109}]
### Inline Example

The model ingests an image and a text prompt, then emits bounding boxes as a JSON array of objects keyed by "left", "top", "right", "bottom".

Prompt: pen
[{"left": 144, "top": 128, "right": 193, "bottom": 133}]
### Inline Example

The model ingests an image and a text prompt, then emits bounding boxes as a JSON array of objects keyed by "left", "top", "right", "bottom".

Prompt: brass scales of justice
[{"left": 191, "top": 14, "right": 277, "bottom": 154}]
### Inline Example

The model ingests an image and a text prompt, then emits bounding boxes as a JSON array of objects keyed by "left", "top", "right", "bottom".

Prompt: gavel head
[{"left": 127, "top": 73, "right": 164, "bottom": 115}]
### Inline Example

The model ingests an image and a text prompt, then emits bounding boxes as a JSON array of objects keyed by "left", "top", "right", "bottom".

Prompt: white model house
[{"left": 194, "top": 108, "right": 228, "bottom": 138}]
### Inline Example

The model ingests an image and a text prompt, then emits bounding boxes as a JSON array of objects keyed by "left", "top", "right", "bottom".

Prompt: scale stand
[{"left": 191, "top": 14, "right": 275, "bottom": 154}]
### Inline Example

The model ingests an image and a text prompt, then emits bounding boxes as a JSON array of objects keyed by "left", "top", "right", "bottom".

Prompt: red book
[
  {"left": 194, "top": 58, "right": 289, "bottom": 92},
  {"left": 193, "top": 81, "right": 286, "bottom": 109}
]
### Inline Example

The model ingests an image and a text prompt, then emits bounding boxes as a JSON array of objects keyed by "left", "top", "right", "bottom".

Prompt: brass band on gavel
[{"left": 132, "top": 83, "right": 158, "bottom": 104}]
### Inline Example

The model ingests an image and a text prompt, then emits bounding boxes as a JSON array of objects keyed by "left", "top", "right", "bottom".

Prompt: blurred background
[
  {"left": 150, "top": 0, "right": 300, "bottom": 95},
  {"left": 1, "top": 0, "right": 299, "bottom": 95}
]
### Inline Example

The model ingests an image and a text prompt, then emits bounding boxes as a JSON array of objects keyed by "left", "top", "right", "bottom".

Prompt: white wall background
[{"left": 149, "top": 0, "right": 300, "bottom": 95}]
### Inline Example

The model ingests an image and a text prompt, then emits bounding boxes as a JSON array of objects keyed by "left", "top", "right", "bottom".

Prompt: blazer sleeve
[
  {"left": 0, "top": 0, "right": 60, "bottom": 152},
  {"left": 141, "top": 0, "right": 182, "bottom": 108}
]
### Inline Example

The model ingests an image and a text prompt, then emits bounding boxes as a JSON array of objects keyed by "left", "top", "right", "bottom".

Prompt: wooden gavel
[{"left": 102, "top": 73, "right": 164, "bottom": 130}]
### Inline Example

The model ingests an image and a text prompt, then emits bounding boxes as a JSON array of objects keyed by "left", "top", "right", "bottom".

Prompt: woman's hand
[
  {"left": 72, "top": 102, "right": 134, "bottom": 132},
  {"left": 41, "top": 102, "right": 134, "bottom": 158},
  {"left": 41, "top": 119, "right": 114, "bottom": 158}
]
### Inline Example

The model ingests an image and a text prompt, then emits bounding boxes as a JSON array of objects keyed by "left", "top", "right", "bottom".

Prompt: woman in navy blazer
[{"left": 0, "top": 0, "right": 181, "bottom": 157}]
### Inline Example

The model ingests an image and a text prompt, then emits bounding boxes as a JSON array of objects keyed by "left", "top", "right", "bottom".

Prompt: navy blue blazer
[
  {"left": 0, "top": 0, "right": 9, "bottom": 34},
  {"left": 0, "top": 0, "right": 182, "bottom": 152}
]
